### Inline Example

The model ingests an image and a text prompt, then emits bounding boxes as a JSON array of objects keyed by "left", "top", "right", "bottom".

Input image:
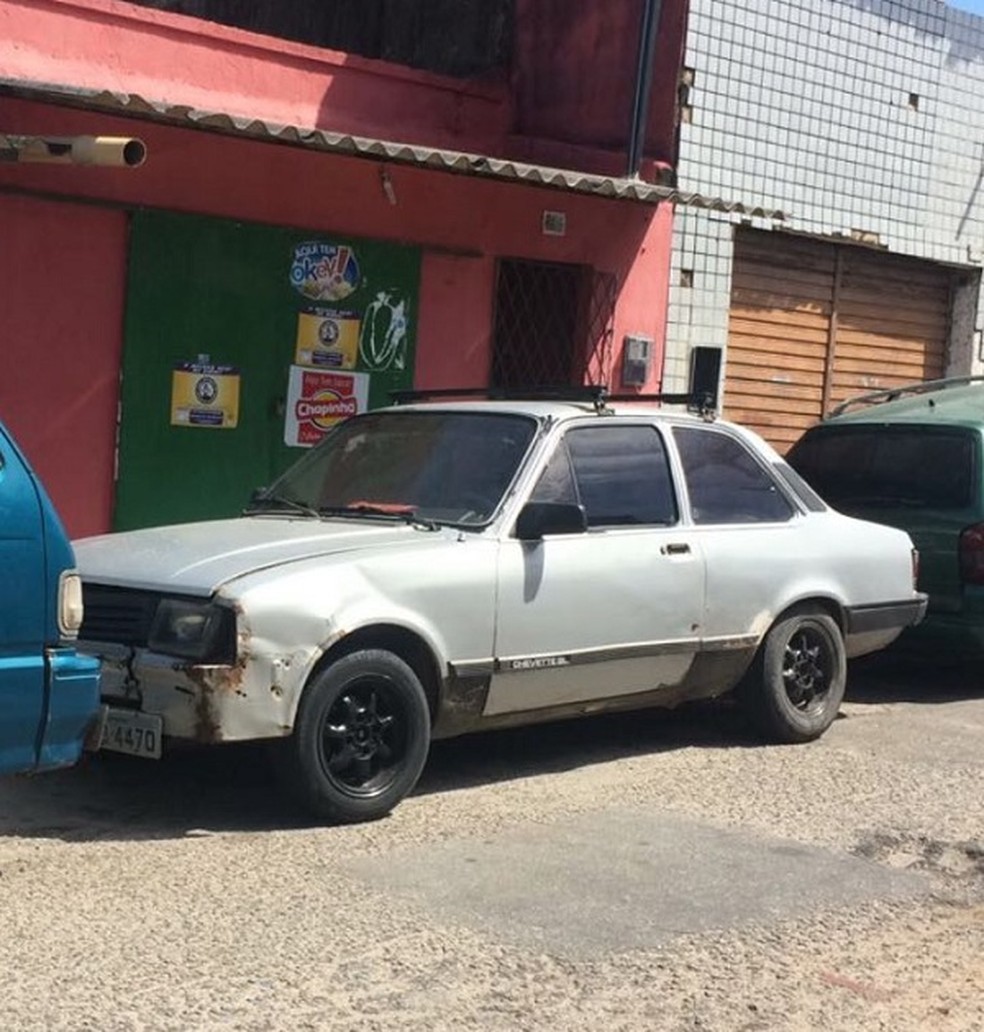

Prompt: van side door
[{"left": 0, "top": 432, "right": 46, "bottom": 773}]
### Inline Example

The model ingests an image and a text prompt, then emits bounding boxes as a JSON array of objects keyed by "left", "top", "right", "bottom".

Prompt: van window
[{"left": 789, "top": 426, "right": 977, "bottom": 511}]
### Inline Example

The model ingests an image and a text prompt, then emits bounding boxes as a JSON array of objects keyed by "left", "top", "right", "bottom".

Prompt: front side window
[
  {"left": 531, "top": 425, "right": 678, "bottom": 527},
  {"left": 250, "top": 411, "right": 538, "bottom": 526},
  {"left": 673, "top": 426, "right": 794, "bottom": 524}
]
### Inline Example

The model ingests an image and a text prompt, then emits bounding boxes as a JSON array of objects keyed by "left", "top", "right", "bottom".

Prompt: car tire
[
  {"left": 739, "top": 607, "right": 846, "bottom": 744},
  {"left": 284, "top": 648, "right": 431, "bottom": 824}
]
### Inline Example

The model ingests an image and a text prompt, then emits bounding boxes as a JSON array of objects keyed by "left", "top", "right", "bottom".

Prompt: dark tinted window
[
  {"left": 530, "top": 442, "right": 578, "bottom": 506},
  {"left": 789, "top": 426, "right": 977, "bottom": 511},
  {"left": 673, "top": 427, "right": 794, "bottom": 524},
  {"left": 553, "top": 426, "right": 678, "bottom": 527}
]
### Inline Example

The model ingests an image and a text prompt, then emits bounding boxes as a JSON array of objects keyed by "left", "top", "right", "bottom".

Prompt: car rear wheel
[
  {"left": 740, "top": 608, "right": 846, "bottom": 743},
  {"left": 285, "top": 648, "right": 431, "bottom": 823}
]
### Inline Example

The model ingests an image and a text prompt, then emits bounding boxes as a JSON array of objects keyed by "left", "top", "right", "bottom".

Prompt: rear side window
[
  {"left": 673, "top": 426, "right": 795, "bottom": 524},
  {"left": 532, "top": 425, "right": 678, "bottom": 527},
  {"left": 789, "top": 426, "right": 977, "bottom": 511}
]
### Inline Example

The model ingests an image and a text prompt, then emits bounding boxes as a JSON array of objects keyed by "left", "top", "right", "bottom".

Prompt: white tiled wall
[{"left": 666, "top": 0, "right": 984, "bottom": 391}]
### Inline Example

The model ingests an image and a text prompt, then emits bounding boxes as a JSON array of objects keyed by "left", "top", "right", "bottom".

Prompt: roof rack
[
  {"left": 826, "top": 375, "right": 984, "bottom": 419},
  {"left": 389, "top": 385, "right": 717, "bottom": 418}
]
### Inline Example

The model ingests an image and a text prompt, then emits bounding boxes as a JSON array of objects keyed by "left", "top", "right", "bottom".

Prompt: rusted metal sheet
[{"left": 0, "top": 78, "right": 789, "bottom": 217}]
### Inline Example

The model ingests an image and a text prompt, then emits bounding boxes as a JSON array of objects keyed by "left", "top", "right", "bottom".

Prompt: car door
[
  {"left": 0, "top": 435, "right": 46, "bottom": 774},
  {"left": 671, "top": 424, "right": 801, "bottom": 645},
  {"left": 486, "top": 421, "right": 704, "bottom": 716}
]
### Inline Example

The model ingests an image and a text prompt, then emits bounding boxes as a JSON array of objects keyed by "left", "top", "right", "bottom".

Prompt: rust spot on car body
[
  {"left": 185, "top": 666, "right": 221, "bottom": 743},
  {"left": 183, "top": 661, "right": 247, "bottom": 743}
]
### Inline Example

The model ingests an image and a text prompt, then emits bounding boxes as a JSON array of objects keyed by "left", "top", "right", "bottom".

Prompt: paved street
[{"left": 0, "top": 655, "right": 981, "bottom": 1032}]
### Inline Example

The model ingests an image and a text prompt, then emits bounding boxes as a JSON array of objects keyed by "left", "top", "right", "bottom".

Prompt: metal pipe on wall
[{"left": 626, "top": 0, "right": 664, "bottom": 179}]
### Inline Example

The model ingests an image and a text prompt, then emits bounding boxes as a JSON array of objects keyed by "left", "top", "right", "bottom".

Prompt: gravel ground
[{"left": 0, "top": 655, "right": 980, "bottom": 1031}]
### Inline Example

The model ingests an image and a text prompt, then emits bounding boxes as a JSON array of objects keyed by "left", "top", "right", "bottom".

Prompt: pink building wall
[
  {"left": 0, "top": 193, "right": 126, "bottom": 537},
  {"left": 0, "top": 0, "right": 687, "bottom": 174},
  {"left": 0, "top": 96, "right": 672, "bottom": 378},
  {"left": 512, "top": 0, "right": 688, "bottom": 173},
  {"left": 0, "top": 0, "right": 681, "bottom": 535}
]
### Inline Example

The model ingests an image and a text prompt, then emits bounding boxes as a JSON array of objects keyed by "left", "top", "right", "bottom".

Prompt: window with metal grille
[{"left": 490, "top": 259, "right": 617, "bottom": 390}]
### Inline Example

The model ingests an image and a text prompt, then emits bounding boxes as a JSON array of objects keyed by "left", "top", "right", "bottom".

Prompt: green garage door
[{"left": 115, "top": 210, "right": 420, "bottom": 530}]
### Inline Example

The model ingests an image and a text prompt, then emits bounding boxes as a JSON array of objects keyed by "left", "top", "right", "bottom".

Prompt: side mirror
[
  {"left": 514, "top": 501, "right": 587, "bottom": 541},
  {"left": 249, "top": 486, "right": 268, "bottom": 503}
]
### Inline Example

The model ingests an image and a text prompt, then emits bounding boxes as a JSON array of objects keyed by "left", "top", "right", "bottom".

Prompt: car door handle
[{"left": 662, "top": 543, "right": 691, "bottom": 556}]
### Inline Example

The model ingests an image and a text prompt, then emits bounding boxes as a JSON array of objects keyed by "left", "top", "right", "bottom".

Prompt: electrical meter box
[{"left": 621, "top": 335, "right": 652, "bottom": 387}]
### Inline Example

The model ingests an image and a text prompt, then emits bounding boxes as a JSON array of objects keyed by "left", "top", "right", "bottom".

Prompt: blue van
[{"left": 0, "top": 419, "right": 100, "bottom": 774}]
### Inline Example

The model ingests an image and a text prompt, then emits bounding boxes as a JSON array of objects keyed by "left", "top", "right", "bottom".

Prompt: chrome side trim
[
  {"left": 452, "top": 634, "right": 760, "bottom": 680},
  {"left": 494, "top": 638, "right": 697, "bottom": 671}
]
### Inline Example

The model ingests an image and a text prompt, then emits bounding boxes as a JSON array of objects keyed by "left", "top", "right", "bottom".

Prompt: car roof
[{"left": 821, "top": 379, "right": 984, "bottom": 430}]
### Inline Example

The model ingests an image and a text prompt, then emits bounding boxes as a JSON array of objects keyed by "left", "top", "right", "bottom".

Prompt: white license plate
[{"left": 98, "top": 709, "right": 163, "bottom": 759}]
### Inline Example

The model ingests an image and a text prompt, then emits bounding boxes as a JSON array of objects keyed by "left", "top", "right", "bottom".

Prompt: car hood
[{"left": 73, "top": 516, "right": 445, "bottom": 596}]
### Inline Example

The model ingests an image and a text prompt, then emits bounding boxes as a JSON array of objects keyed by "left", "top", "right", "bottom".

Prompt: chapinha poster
[{"left": 284, "top": 365, "right": 370, "bottom": 447}]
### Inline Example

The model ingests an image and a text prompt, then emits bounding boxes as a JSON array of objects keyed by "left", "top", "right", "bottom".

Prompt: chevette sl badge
[{"left": 506, "top": 656, "right": 572, "bottom": 671}]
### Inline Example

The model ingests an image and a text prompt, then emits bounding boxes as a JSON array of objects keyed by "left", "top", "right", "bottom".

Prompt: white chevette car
[{"left": 76, "top": 388, "right": 926, "bottom": 823}]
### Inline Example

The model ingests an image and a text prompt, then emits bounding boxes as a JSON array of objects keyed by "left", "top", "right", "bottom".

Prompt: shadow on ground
[
  {"left": 0, "top": 698, "right": 753, "bottom": 845},
  {"left": 846, "top": 648, "right": 984, "bottom": 705},
  {"left": 0, "top": 651, "right": 976, "bottom": 845}
]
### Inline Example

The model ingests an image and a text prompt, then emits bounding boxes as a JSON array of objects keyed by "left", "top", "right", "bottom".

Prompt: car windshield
[
  {"left": 788, "top": 425, "right": 977, "bottom": 511},
  {"left": 247, "top": 410, "right": 539, "bottom": 527}
]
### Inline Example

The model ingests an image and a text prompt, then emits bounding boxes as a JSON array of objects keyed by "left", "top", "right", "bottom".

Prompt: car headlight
[{"left": 148, "top": 598, "right": 237, "bottom": 663}]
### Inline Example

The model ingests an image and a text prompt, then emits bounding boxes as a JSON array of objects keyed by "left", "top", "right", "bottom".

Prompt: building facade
[
  {"left": 666, "top": 0, "right": 984, "bottom": 452},
  {"left": 0, "top": 0, "right": 697, "bottom": 535}
]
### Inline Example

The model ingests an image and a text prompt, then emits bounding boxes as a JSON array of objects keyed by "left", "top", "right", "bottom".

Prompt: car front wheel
[
  {"left": 740, "top": 607, "right": 846, "bottom": 743},
  {"left": 285, "top": 648, "right": 431, "bottom": 824}
]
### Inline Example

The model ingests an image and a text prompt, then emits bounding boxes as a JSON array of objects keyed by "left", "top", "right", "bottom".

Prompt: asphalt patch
[{"left": 349, "top": 809, "right": 928, "bottom": 959}]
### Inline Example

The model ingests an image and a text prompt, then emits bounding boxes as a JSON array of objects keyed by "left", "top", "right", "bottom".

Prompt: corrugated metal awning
[{"left": 1, "top": 78, "right": 786, "bottom": 219}]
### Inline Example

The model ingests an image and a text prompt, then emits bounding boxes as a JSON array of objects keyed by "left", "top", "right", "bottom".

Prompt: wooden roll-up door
[
  {"left": 726, "top": 233, "right": 836, "bottom": 452},
  {"left": 831, "top": 246, "right": 949, "bottom": 408},
  {"left": 725, "top": 229, "right": 951, "bottom": 452}
]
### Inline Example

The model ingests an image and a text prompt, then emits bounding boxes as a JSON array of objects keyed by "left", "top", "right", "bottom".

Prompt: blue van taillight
[{"left": 959, "top": 523, "right": 984, "bottom": 585}]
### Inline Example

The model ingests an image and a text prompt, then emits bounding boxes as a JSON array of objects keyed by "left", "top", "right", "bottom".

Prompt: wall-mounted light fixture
[
  {"left": 0, "top": 134, "right": 147, "bottom": 167},
  {"left": 379, "top": 167, "right": 398, "bottom": 205}
]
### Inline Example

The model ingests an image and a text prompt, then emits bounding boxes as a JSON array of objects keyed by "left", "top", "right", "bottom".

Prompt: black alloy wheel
[
  {"left": 781, "top": 625, "right": 835, "bottom": 715},
  {"left": 318, "top": 676, "right": 409, "bottom": 797},
  {"left": 740, "top": 607, "right": 847, "bottom": 744},
  {"left": 285, "top": 648, "right": 431, "bottom": 824}
]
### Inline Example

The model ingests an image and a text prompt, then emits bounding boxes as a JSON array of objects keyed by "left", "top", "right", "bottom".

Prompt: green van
[{"left": 788, "top": 376, "right": 984, "bottom": 655}]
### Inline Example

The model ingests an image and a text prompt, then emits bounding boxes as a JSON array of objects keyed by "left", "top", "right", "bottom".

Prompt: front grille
[{"left": 80, "top": 584, "right": 161, "bottom": 646}]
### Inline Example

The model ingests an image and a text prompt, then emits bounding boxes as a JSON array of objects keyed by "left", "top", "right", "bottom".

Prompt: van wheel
[
  {"left": 740, "top": 608, "right": 846, "bottom": 743},
  {"left": 285, "top": 649, "right": 431, "bottom": 824}
]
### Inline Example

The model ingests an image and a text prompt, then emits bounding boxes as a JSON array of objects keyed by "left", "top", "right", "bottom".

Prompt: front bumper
[{"left": 81, "top": 642, "right": 303, "bottom": 745}]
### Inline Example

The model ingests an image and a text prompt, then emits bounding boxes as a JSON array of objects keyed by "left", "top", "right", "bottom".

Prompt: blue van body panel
[
  {"left": 0, "top": 428, "right": 48, "bottom": 773},
  {"left": 38, "top": 648, "right": 101, "bottom": 770},
  {"left": 0, "top": 420, "right": 101, "bottom": 774}
]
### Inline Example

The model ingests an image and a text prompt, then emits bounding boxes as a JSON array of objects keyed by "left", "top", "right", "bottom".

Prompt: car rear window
[{"left": 788, "top": 425, "right": 978, "bottom": 511}]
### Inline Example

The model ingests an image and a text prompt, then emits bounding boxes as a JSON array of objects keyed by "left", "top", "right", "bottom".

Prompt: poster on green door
[
  {"left": 285, "top": 239, "right": 413, "bottom": 446},
  {"left": 114, "top": 211, "right": 420, "bottom": 531}
]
